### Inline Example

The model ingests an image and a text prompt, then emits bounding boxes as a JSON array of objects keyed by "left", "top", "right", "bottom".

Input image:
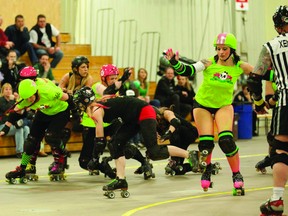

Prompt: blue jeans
[
  {"left": 35, "top": 48, "right": 64, "bottom": 68},
  {"left": 15, "top": 42, "right": 38, "bottom": 65},
  {"left": 0, "top": 124, "right": 30, "bottom": 153}
]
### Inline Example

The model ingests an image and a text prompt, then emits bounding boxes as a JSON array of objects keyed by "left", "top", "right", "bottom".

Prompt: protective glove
[
  {"left": 254, "top": 98, "right": 266, "bottom": 113},
  {"left": 118, "top": 68, "right": 131, "bottom": 82}
]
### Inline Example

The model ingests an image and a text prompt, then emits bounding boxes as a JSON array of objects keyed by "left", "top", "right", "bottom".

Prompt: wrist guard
[
  {"left": 254, "top": 98, "right": 265, "bottom": 112},
  {"left": 169, "top": 54, "right": 178, "bottom": 66},
  {"left": 247, "top": 72, "right": 263, "bottom": 100},
  {"left": 118, "top": 68, "right": 131, "bottom": 82},
  {"left": 160, "top": 130, "right": 172, "bottom": 141}
]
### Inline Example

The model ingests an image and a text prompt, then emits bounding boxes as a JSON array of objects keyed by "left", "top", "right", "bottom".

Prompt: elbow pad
[
  {"left": 247, "top": 72, "right": 263, "bottom": 100},
  {"left": 170, "top": 118, "right": 181, "bottom": 129}
]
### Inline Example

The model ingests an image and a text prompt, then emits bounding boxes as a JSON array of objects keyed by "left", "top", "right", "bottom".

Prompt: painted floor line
[{"left": 122, "top": 185, "right": 288, "bottom": 216}]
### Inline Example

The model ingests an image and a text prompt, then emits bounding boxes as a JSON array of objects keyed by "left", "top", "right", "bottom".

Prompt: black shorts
[
  {"left": 193, "top": 100, "right": 219, "bottom": 115},
  {"left": 271, "top": 105, "right": 288, "bottom": 136}
]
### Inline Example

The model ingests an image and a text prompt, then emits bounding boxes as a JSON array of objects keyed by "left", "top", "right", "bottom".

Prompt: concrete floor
[{"left": 0, "top": 128, "right": 287, "bottom": 216}]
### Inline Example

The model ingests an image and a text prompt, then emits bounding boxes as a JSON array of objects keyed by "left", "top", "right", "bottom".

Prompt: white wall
[{"left": 60, "top": 0, "right": 286, "bottom": 87}]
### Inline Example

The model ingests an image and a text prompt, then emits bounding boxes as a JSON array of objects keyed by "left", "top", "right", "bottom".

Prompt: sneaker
[{"left": 38, "top": 151, "right": 48, "bottom": 157}]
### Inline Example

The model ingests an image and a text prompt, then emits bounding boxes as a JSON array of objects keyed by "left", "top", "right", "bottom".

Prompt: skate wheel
[
  {"left": 107, "top": 192, "right": 115, "bottom": 199},
  {"left": 214, "top": 162, "right": 221, "bottom": 169},
  {"left": 49, "top": 176, "right": 53, "bottom": 181},
  {"left": 200, "top": 161, "right": 207, "bottom": 167},
  {"left": 203, "top": 187, "right": 208, "bottom": 192},
  {"left": 121, "top": 190, "right": 130, "bottom": 198},
  {"left": 202, "top": 150, "right": 208, "bottom": 156},
  {"left": 20, "top": 177, "right": 28, "bottom": 184},
  {"left": 212, "top": 169, "right": 219, "bottom": 175},
  {"left": 232, "top": 188, "right": 245, "bottom": 196},
  {"left": 11, "top": 178, "right": 17, "bottom": 184}
]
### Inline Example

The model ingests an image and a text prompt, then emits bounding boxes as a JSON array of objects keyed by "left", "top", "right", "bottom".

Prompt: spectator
[
  {"left": 5, "top": 15, "right": 38, "bottom": 65},
  {"left": 29, "top": 14, "right": 63, "bottom": 68},
  {"left": 0, "top": 49, "right": 25, "bottom": 92},
  {"left": 33, "top": 53, "right": 56, "bottom": 83},
  {"left": 0, "top": 16, "right": 14, "bottom": 60},
  {"left": 154, "top": 66, "right": 192, "bottom": 118},
  {"left": 133, "top": 68, "right": 160, "bottom": 107},
  {"left": 233, "top": 83, "right": 258, "bottom": 136},
  {"left": 0, "top": 83, "right": 29, "bottom": 158}
]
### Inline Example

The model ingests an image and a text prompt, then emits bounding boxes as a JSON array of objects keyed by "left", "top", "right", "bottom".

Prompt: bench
[{"left": 256, "top": 113, "right": 272, "bottom": 135}]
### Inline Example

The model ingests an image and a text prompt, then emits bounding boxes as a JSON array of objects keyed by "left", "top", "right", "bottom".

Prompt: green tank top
[
  {"left": 134, "top": 80, "right": 148, "bottom": 97},
  {"left": 195, "top": 58, "right": 244, "bottom": 108},
  {"left": 17, "top": 80, "right": 68, "bottom": 115}
]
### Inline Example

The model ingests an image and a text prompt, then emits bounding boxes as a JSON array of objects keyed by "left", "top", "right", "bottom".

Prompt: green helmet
[
  {"left": 18, "top": 79, "right": 38, "bottom": 99},
  {"left": 213, "top": 33, "right": 237, "bottom": 50}
]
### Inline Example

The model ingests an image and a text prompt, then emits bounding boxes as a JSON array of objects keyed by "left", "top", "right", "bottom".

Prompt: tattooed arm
[{"left": 252, "top": 46, "right": 272, "bottom": 76}]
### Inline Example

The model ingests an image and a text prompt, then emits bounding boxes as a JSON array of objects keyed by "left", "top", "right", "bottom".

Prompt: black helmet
[
  {"left": 73, "top": 86, "right": 95, "bottom": 111},
  {"left": 71, "top": 56, "right": 89, "bottom": 71},
  {"left": 273, "top": 5, "right": 288, "bottom": 27}
]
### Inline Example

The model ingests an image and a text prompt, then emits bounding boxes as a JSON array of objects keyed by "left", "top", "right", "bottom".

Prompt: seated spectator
[
  {"left": 0, "top": 49, "right": 25, "bottom": 92},
  {"left": 5, "top": 15, "right": 38, "bottom": 65},
  {"left": 0, "top": 16, "right": 14, "bottom": 60},
  {"left": 233, "top": 83, "right": 258, "bottom": 136},
  {"left": 0, "top": 83, "right": 29, "bottom": 158},
  {"left": 29, "top": 14, "right": 63, "bottom": 68},
  {"left": 133, "top": 68, "right": 160, "bottom": 107},
  {"left": 33, "top": 53, "right": 56, "bottom": 83},
  {"left": 175, "top": 75, "right": 196, "bottom": 120},
  {"left": 154, "top": 66, "right": 191, "bottom": 118}
]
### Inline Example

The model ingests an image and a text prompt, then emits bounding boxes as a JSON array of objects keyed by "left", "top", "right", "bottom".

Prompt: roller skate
[
  {"left": 201, "top": 163, "right": 213, "bottom": 192},
  {"left": 232, "top": 172, "right": 245, "bottom": 196},
  {"left": 188, "top": 150, "right": 200, "bottom": 173},
  {"left": 211, "top": 162, "right": 222, "bottom": 175},
  {"left": 165, "top": 159, "right": 183, "bottom": 176},
  {"left": 87, "top": 159, "right": 100, "bottom": 176},
  {"left": 99, "top": 156, "right": 116, "bottom": 179},
  {"left": 134, "top": 158, "right": 155, "bottom": 180},
  {"left": 260, "top": 198, "right": 285, "bottom": 216},
  {"left": 103, "top": 177, "right": 130, "bottom": 199},
  {"left": 25, "top": 163, "right": 39, "bottom": 181},
  {"left": 49, "top": 162, "right": 66, "bottom": 181},
  {"left": 5, "top": 166, "right": 28, "bottom": 184},
  {"left": 198, "top": 150, "right": 208, "bottom": 171},
  {"left": 255, "top": 156, "right": 271, "bottom": 174}
]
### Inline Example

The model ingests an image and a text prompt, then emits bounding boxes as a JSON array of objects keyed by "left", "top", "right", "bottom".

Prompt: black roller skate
[
  {"left": 201, "top": 163, "right": 213, "bottom": 192},
  {"left": 87, "top": 158, "right": 100, "bottom": 176},
  {"left": 255, "top": 156, "right": 271, "bottom": 174},
  {"left": 99, "top": 156, "right": 116, "bottom": 179},
  {"left": 260, "top": 198, "right": 284, "bottom": 216},
  {"left": 6, "top": 166, "right": 27, "bottom": 184},
  {"left": 165, "top": 159, "right": 183, "bottom": 176},
  {"left": 198, "top": 150, "right": 208, "bottom": 171},
  {"left": 49, "top": 162, "right": 66, "bottom": 181},
  {"left": 232, "top": 172, "right": 245, "bottom": 196},
  {"left": 134, "top": 158, "right": 155, "bottom": 180},
  {"left": 103, "top": 177, "right": 130, "bottom": 199},
  {"left": 25, "top": 163, "right": 39, "bottom": 181}
]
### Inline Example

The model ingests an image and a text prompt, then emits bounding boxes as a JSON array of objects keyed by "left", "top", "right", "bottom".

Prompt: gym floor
[{"left": 0, "top": 128, "right": 287, "bottom": 216}]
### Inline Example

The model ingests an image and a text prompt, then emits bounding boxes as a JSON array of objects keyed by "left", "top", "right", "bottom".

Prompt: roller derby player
[
  {"left": 165, "top": 32, "right": 254, "bottom": 195},
  {"left": 73, "top": 86, "right": 198, "bottom": 198},
  {"left": 255, "top": 69, "right": 278, "bottom": 175},
  {"left": 79, "top": 65, "right": 154, "bottom": 180},
  {"left": 154, "top": 106, "right": 221, "bottom": 175},
  {"left": 1, "top": 78, "right": 74, "bottom": 183},
  {"left": 248, "top": 5, "right": 288, "bottom": 216}
]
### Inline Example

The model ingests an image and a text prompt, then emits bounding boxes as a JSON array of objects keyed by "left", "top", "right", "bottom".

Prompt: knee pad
[
  {"left": 266, "top": 131, "right": 274, "bottom": 148},
  {"left": 218, "top": 134, "right": 238, "bottom": 157},
  {"left": 78, "top": 157, "right": 90, "bottom": 170},
  {"left": 24, "top": 135, "right": 38, "bottom": 155},
  {"left": 107, "top": 140, "right": 124, "bottom": 159},
  {"left": 124, "top": 143, "right": 138, "bottom": 159},
  {"left": 146, "top": 145, "right": 169, "bottom": 161},
  {"left": 198, "top": 136, "right": 215, "bottom": 154},
  {"left": 270, "top": 139, "right": 288, "bottom": 167},
  {"left": 45, "top": 131, "right": 62, "bottom": 148},
  {"left": 62, "top": 128, "right": 71, "bottom": 145}
]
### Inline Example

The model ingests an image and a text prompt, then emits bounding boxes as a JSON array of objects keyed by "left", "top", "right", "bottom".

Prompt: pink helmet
[
  {"left": 19, "top": 66, "right": 38, "bottom": 80},
  {"left": 100, "top": 64, "right": 119, "bottom": 78}
]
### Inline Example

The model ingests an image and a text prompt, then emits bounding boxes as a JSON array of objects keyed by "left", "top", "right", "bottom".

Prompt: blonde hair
[
  {"left": 177, "top": 76, "right": 192, "bottom": 91},
  {"left": 67, "top": 74, "right": 90, "bottom": 93},
  {"left": 1, "top": 83, "right": 12, "bottom": 95},
  {"left": 137, "top": 68, "right": 148, "bottom": 89}
]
